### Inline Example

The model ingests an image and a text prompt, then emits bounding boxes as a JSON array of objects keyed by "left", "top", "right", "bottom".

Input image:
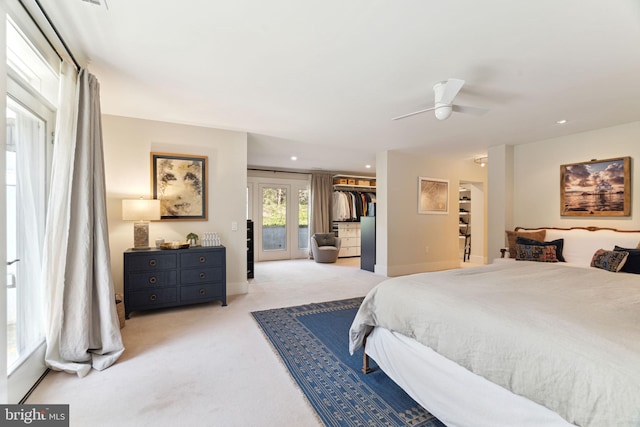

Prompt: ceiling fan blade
[
  {"left": 440, "top": 78, "right": 465, "bottom": 105},
  {"left": 392, "top": 106, "right": 436, "bottom": 121},
  {"left": 452, "top": 104, "right": 490, "bottom": 116}
]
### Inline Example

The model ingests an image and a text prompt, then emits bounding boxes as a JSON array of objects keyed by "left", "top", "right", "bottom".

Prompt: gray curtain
[
  {"left": 310, "top": 172, "right": 334, "bottom": 242},
  {"left": 44, "top": 67, "right": 124, "bottom": 376}
]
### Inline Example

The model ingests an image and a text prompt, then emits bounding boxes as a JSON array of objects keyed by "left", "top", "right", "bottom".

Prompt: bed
[{"left": 349, "top": 227, "right": 640, "bottom": 427}]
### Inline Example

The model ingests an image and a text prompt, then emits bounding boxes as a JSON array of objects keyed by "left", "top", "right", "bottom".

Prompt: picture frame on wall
[
  {"left": 418, "top": 177, "right": 449, "bottom": 214},
  {"left": 151, "top": 152, "right": 208, "bottom": 220},
  {"left": 560, "top": 156, "right": 630, "bottom": 216}
]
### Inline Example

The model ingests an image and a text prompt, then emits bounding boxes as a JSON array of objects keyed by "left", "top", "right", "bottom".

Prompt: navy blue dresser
[{"left": 124, "top": 246, "right": 226, "bottom": 318}]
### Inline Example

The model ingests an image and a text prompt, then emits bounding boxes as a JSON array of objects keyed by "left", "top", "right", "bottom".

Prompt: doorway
[
  {"left": 5, "top": 15, "right": 58, "bottom": 403},
  {"left": 248, "top": 173, "right": 310, "bottom": 262},
  {"left": 5, "top": 94, "right": 53, "bottom": 403},
  {"left": 459, "top": 181, "right": 486, "bottom": 265}
]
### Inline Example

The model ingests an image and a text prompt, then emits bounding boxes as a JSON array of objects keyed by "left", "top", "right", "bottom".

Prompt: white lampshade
[{"left": 122, "top": 199, "right": 161, "bottom": 221}]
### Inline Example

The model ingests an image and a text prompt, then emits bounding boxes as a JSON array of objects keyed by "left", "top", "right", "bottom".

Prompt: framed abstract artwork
[
  {"left": 560, "top": 156, "right": 630, "bottom": 216},
  {"left": 418, "top": 177, "right": 449, "bottom": 214},
  {"left": 151, "top": 152, "right": 208, "bottom": 220}
]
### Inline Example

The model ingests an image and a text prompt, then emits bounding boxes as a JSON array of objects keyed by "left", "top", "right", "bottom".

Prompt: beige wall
[
  {"left": 488, "top": 121, "right": 640, "bottom": 261},
  {"left": 376, "top": 150, "right": 486, "bottom": 276},
  {"left": 102, "top": 115, "right": 248, "bottom": 296},
  {"left": 513, "top": 121, "right": 640, "bottom": 228},
  {"left": 487, "top": 144, "right": 514, "bottom": 262}
]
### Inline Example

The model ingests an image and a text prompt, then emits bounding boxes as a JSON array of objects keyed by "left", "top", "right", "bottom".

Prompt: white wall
[
  {"left": 102, "top": 115, "right": 249, "bottom": 296},
  {"left": 377, "top": 150, "right": 486, "bottom": 276},
  {"left": 513, "top": 121, "right": 640, "bottom": 229}
]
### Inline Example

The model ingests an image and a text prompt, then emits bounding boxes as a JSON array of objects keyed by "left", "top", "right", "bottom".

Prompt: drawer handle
[
  {"left": 199, "top": 288, "right": 206, "bottom": 296},
  {"left": 149, "top": 294, "right": 157, "bottom": 302},
  {"left": 199, "top": 272, "right": 206, "bottom": 279},
  {"left": 149, "top": 259, "right": 157, "bottom": 267},
  {"left": 149, "top": 276, "right": 157, "bottom": 285},
  {"left": 199, "top": 256, "right": 206, "bottom": 263}
]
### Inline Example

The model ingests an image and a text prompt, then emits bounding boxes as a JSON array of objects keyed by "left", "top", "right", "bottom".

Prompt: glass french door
[
  {"left": 6, "top": 93, "right": 53, "bottom": 403},
  {"left": 4, "top": 10, "right": 59, "bottom": 403},
  {"left": 297, "top": 187, "right": 309, "bottom": 256},
  {"left": 259, "top": 185, "right": 290, "bottom": 261},
  {"left": 256, "top": 182, "right": 310, "bottom": 261}
]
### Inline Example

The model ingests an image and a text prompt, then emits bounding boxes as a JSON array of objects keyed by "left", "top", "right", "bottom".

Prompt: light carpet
[{"left": 25, "top": 258, "right": 388, "bottom": 426}]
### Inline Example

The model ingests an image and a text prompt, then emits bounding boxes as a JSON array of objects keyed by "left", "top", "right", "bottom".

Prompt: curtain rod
[
  {"left": 19, "top": 0, "right": 81, "bottom": 70},
  {"left": 248, "top": 168, "right": 312, "bottom": 176}
]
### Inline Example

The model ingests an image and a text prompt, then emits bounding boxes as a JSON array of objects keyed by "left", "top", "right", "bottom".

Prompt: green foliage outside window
[{"left": 262, "top": 188, "right": 309, "bottom": 227}]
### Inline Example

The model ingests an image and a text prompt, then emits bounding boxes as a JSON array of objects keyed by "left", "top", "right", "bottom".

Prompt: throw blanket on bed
[{"left": 349, "top": 262, "right": 640, "bottom": 427}]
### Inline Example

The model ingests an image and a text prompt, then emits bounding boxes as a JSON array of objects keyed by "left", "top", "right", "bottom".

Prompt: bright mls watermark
[{"left": 1, "top": 405, "right": 69, "bottom": 426}]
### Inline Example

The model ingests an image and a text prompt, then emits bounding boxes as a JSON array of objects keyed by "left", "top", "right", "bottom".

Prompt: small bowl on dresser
[{"left": 159, "top": 241, "right": 190, "bottom": 250}]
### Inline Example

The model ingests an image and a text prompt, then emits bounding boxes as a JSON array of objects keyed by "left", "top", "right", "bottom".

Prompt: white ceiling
[{"left": 38, "top": 0, "right": 640, "bottom": 174}]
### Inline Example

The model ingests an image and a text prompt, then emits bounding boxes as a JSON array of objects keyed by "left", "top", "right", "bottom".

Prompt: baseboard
[{"left": 384, "top": 260, "right": 460, "bottom": 277}]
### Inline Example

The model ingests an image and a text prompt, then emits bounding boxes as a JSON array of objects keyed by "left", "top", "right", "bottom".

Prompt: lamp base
[{"left": 133, "top": 221, "right": 150, "bottom": 250}]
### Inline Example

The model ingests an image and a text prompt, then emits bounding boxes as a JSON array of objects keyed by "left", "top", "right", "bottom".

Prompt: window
[{"left": 5, "top": 13, "right": 58, "bottom": 403}]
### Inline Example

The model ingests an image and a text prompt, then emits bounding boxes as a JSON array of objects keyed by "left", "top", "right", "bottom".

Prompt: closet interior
[{"left": 331, "top": 175, "right": 376, "bottom": 265}]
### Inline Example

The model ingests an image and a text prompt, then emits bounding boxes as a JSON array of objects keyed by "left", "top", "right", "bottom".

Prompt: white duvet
[{"left": 349, "top": 262, "right": 640, "bottom": 427}]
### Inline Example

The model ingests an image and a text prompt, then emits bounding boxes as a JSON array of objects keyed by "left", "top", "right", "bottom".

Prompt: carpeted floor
[{"left": 252, "top": 297, "right": 445, "bottom": 427}]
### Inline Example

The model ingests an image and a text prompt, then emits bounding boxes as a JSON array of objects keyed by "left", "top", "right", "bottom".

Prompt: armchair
[{"left": 311, "top": 233, "right": 342, "bottom": 263}]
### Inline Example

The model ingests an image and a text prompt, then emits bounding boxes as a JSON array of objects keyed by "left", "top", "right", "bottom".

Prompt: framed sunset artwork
[{"left": 560, "top": 157, "right": 630, "bottom": 216}]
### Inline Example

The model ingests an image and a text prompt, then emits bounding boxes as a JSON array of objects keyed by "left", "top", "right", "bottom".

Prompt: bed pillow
[
  {"left": 506, "top": 230, "right": 546, "bottom": 259},
  {"left": 613, "top": 246, "right": 640, "bottom": 274},
  {"left": 516, "top": 237, "right": 566, "bottom": 262},
  {"left": 590, "top": 249, "right": 629, "bottom": 272},
  {"left": 515, "top": 243, "right": 558, "bottom": 262}
]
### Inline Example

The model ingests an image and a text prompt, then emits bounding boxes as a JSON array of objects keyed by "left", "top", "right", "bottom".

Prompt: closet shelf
[
  {"left": 333, "top": 174, "right": 376, "bottom": 189},
  {"left": 333, "top": 184, "right": 376, "bottom": 190}
]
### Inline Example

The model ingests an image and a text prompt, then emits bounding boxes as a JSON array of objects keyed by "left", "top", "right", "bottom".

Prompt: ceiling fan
[{"left": 392, "top": 78, "right": 488, "bottom": 121}]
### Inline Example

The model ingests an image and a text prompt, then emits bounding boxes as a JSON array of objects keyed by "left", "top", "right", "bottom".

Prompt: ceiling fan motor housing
[
  {"left": 433, "top": 81, "right": 453, "bottom": 120},
  {"left": 434, "top": 105, "right": 452, "bottom": 120}
]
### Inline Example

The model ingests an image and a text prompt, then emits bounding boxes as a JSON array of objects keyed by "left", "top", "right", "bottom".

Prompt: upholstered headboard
[{"left": 503, "top": 226, "right": 640, "bottom": 266}]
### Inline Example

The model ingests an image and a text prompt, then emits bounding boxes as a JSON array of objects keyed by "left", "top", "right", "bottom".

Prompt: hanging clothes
[{"left": 332, "top": 190, "right": 376, "bottom": 221}]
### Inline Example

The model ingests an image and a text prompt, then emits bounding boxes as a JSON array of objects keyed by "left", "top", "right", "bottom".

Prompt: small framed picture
[
  {"left": 418, "top": 177, "right": 449, "bottom": 214},
  {"left": 151, "top": 152, "right": 208, "bottom": 220},
  {"left": 560, "top": 157, "right": 630, "bottom": 216}
]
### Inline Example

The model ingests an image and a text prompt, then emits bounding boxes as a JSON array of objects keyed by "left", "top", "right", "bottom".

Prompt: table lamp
[{"left": 122, "top": 198, "right": 161, "bottom": 250}]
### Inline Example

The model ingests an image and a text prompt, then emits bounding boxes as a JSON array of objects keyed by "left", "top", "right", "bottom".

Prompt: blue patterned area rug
[{"left": 251, "top": 297, "right": 445, "bottom": 427}]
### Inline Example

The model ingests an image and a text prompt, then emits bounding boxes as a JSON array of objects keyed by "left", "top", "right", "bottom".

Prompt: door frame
[
  {"left": 247, "top": 173, "right": 310, "bottom": 262},
  {"left": 5, "top": 64, "right": 56, "bottom": 405}
]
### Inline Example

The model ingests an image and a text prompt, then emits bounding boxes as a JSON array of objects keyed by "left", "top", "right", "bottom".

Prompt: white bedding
[
  {"left": 349, "top": 262, "right": 640, "bottom": 427},
  {"left": 366, "top": 327, "right": 574, "bottom": 427}
]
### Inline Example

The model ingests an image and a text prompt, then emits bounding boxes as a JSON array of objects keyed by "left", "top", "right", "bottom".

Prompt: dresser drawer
[
  {"left": 181, "top": 267, "right": 224, "bottom": 285},
  {"left": 341, "top": 237, "right": 360, "bottom": 248},
  {"left": 180, "top": 283, "right": 224, "bottom": 302},
  {"left": 180, "top": 251, "right": 224, "bottom": 268},
  {"left": 127, "top": 288, "right": 178, "bottom": 307},
  {"left": 126, "top": 253, "right": 177, "bottom": 271},
  {"left": 128, "top": 270, "right": 177, "bottom": 290},
  {"left": 338, "top": 223, "right": 360, "bottom": 230},
  {"left": 339, "top": 246, "right": 361, "bottom": 257}
]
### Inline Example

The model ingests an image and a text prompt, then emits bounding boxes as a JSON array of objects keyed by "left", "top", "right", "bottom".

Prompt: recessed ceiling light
[
  {"left": 291, "top": 156, "right": 297, "bottom": 161},
  {"left": 365, "top": 164, "right": 371, "bottom": 169},
  {"left": 556, "top": 119, "right": 568, "bottom": 124}
]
